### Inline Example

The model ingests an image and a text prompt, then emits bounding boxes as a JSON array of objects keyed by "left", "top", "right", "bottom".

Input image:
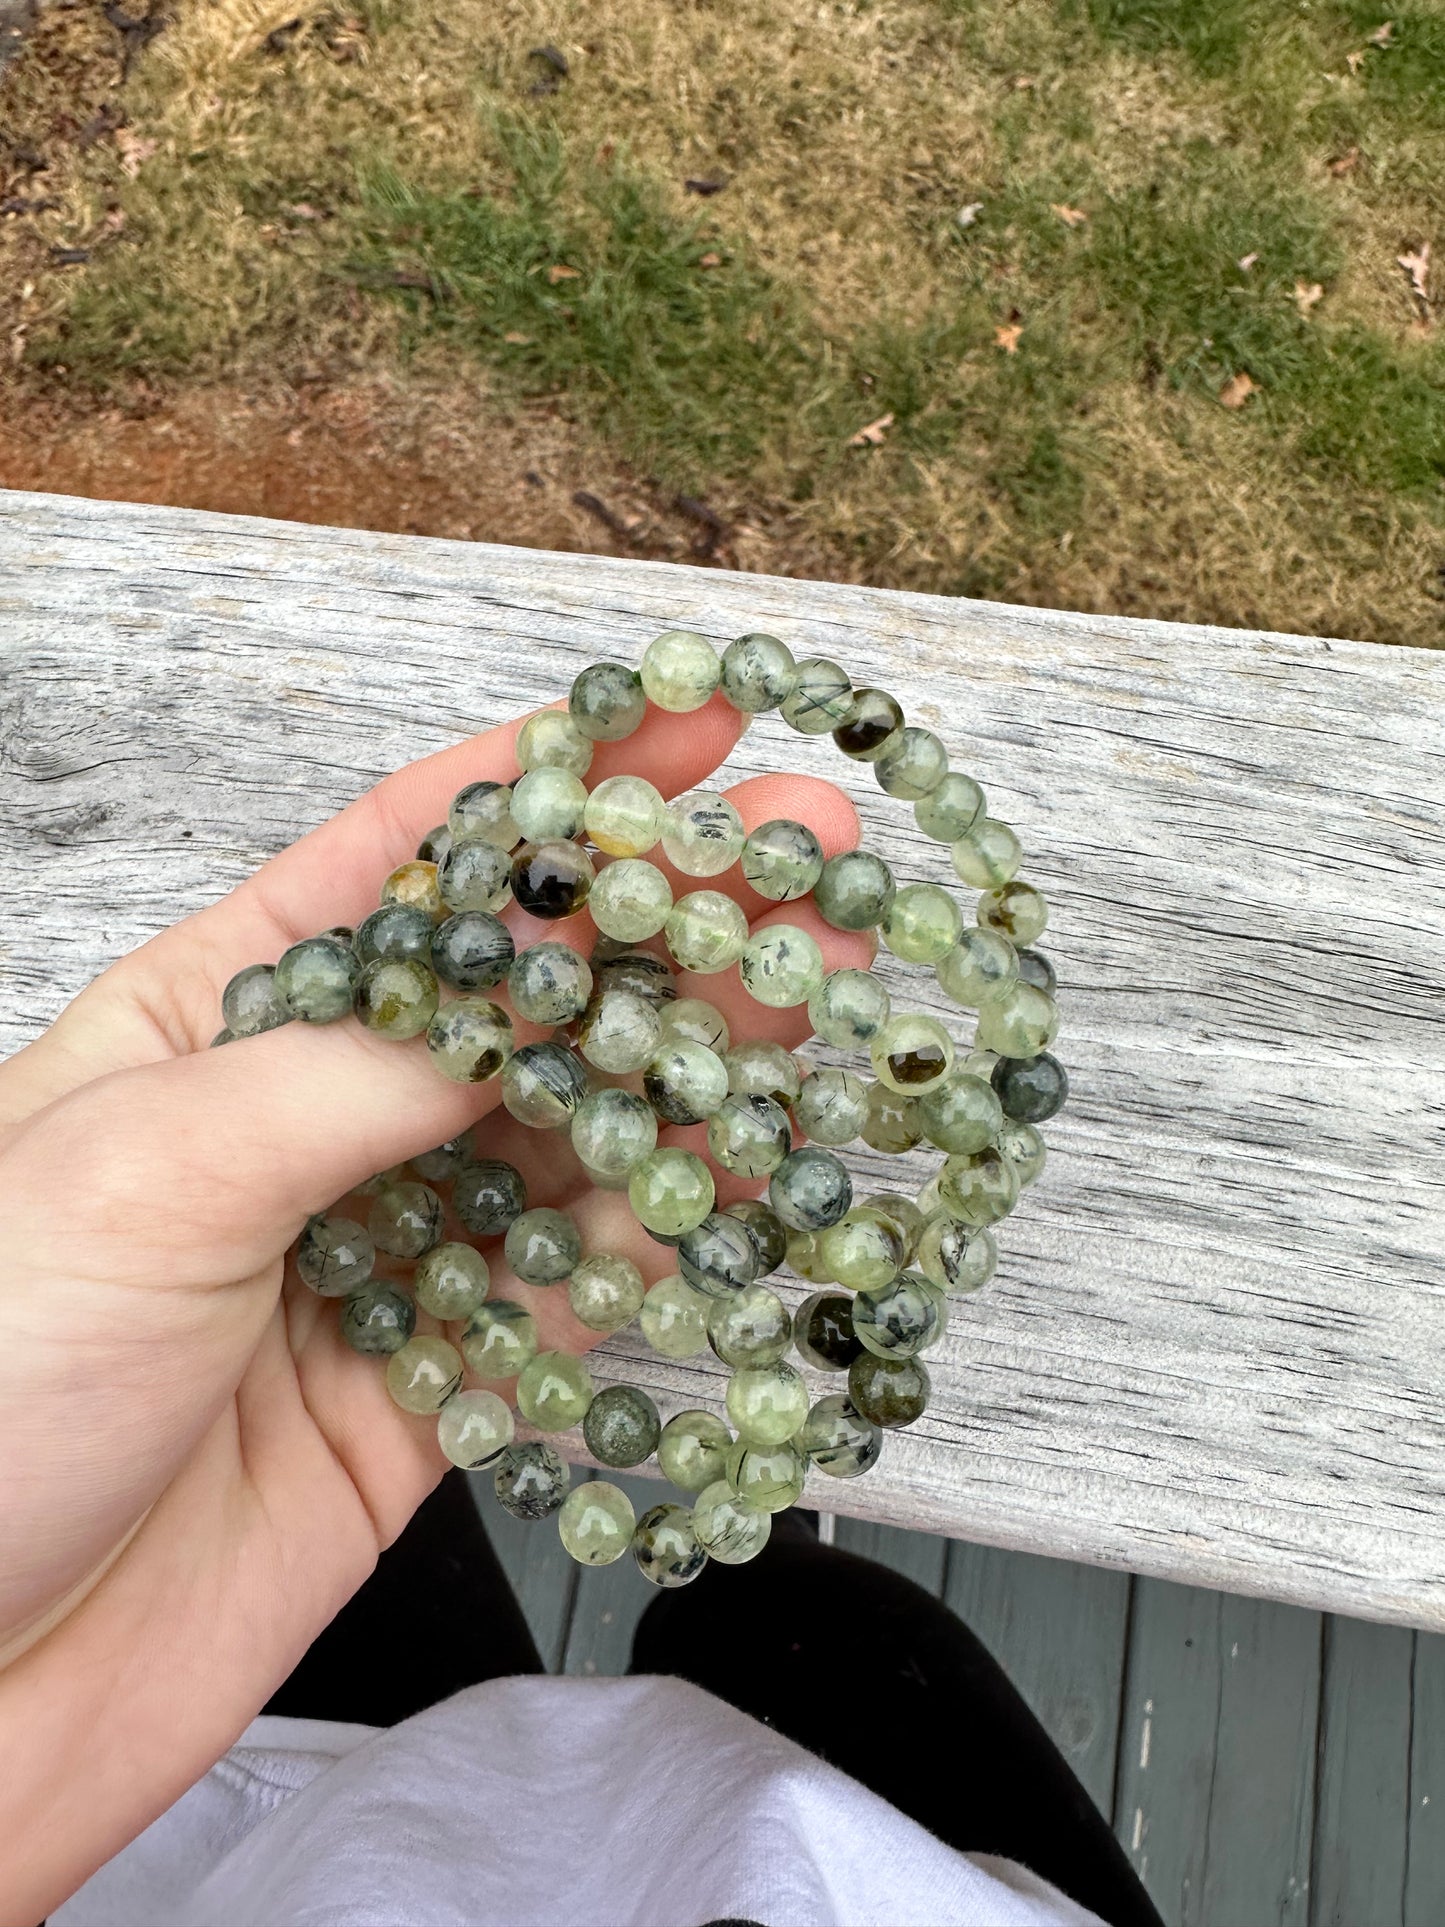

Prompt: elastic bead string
[{"left": 215, "top": 630, "right": 1069, "bottom": 1586}]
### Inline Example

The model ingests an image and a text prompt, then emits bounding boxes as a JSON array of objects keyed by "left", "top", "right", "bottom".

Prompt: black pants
[{"left": 266, "top": 1473, "right": 1164, "bottom": 1927}]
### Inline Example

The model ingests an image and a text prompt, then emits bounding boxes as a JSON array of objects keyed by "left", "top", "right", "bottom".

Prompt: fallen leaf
[
  {"left": 503, "top": 331, "right": 532, "bottom": 344},
  {"left": 1368, "top": 21, "right": 1394, "bottom": 46},
  {"left": 1010, "top": 74, "right": 1036, "bottom": 90},
  {"left": 1294, "top": 279, "right": 1324, "bottom": 315},
  {"left": 956, "top": 201, "right": 984, "bottom": 229},
  {"left": 1051, "top": 203, "right": 1088, "bottom": 228},
  {"left": 546, "top": 263, "right": 581, "bottom": 283},
  {"left": 1237, "top": 251, "right": 1260, "bottom": 272},
  {"left": 1219, "top": 371, "right": 1258, "bottom": 408},
  {"left": 1345, "top": 49, "right": 1366, "bottom": 73},
  {"left": 994, "top": 321, "right": 1023, "bottom": 354},
  {"left": 283, "top": 201, "right": 325, "bottom": 221},
  {"left": 1398, "top": 243, "right": 1431, "bottom": 312},
  {"left": 847, "top": 412, "right": 895, "bottom": 446},
  {"left": 1327, "top": 145, "right": 1361, "bottom": 176},
  {"left": 114, "top": 129, "right": 157, "bottom": 178},
  {"left": 698, "top": 251, "right": 721, "bottom": 268}
]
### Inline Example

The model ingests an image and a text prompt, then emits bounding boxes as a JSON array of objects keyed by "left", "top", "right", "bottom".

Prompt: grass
[{"left": 2, "top": 0, "right": 1442, "bottom": 642}]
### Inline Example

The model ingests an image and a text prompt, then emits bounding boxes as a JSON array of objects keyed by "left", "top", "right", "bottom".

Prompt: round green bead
[
  {"left": 437, "top": 1388, "right": 514, "bottom": 1469},
  {"left": 992, "top": 1049, "right": 1068, "bottom": 1123},
  {"left": 579, "top": 990, "right": 661, "bottom": 1074},
  {"left": 275, "top": 936, "right": 359, "bottom": 1023},
  {"left": 416, "top": 825, "right": 450, "bottom": 866},
  {"left": 568, "top": 1253, "right": 646, "bottom": 1332},
  {"left": 939, "top": 1145, "right": 1021, "bottom": 1227},
  {"left": 501, "top": 1041, "right": 588, "bottom": 1128},
  {"left": 589, "top": 859, "right": 673, "bottom": 943},
  {"left": 706, "top": 1093, "right": 792, "bottom": 1178},
  {"left": 720, "top": 632, "right": 797, "bottom": 712},
  {"left": 510, "top": 839, "right": 595, "bottom": 920},
  {"left": 741, "top": 819, "right": 824, "bottom": 902},
  {"left": 863, "top": 1191, "right": 926, "bottom": 1261},
  {"left": 881, "top": 883, "right": 964, "bottom": 964},
  {"left": 410, "top": 1133, "right": 472, "bottom": 1183},
  {"left": 659, "top": 996, "right": 730, "bottom": 1054},
  {"left": 628, "top": 1148, "right": 715, "bottom": 1236},
  {"left": 726, "top": 1198, "right": 789, "bottom": 1275},
  {"left": 916, "top": 1213, "right": 997, "bottom": 1295},
  {"left": 414, "top": 1241, "right": 490, "bottom": 1321},
  {"left": 832, "top": 686, "right": 903, "bottom": 762},
  {"left": 861, "top": 1082, "right": 923, "bottom": 1153},
  {"left": 870, "top": 1012, "right": 955, "bottom": 1095},
  {"left": 356, "top": 957, "right": 439, "bottom": 1039},
  {"left": 975, "top": 981, "right": 1059, "bottom": 1059},
  {"left": 430, "top": 911, "right": 515, "bottom": 992},
  {"left": 386, "top": 1335, "right": 464, "bottom": 1415},
  {"left": 559, "top": 1479, "right": 634, "bottom": 1564},
  {"left": 952, "top": 817, "right": 1023, "bottom": 889},
  {"left": 640, "top": 630, "right": 720, "bottom": 712},
  {"left": 369, "top": 1181, "right": 443, "bottom": 1258},
  {"left": 847, "top": 1351, "right": 931, "bottom": 1429},
  {"left": 801, "top": 1393, "right": 883, "bottom": 1478},
  {"left": 438, "top": 838, "right": 512, "bottom": 914},
  {"left": 495, "top": 1441, "right": 570, "bottom": 1519},
  {"left": 511, "top": 767, "right": 588, "bottom": 843},
  {"left": 692, "top": 1479, "right": 772, "bottom": 1563},
  {"left": 725, "top": 1438, "right": 808, "bottom": 1512},
  {"left": 517, "top": 709, "right": 593, "bottom": 776},
  {"left": 740, "top": 924, "right": 825, "bottom": 1008},
  {"left": 780, "top": 657, "right": 852, "bottom": 734},
  {"left": 632, "top": 1503, "right": 708, "bottom": 1587},
  {"left": 518, "top": 1350, "right": 595, "bottom": 1431},
  {"left": 707, "top": 1285, "right": 792, "bottom": 1368},
  {"left": 585, "top": 774, "right": 667, "bottom": 857},
  {"left": 875, "top": 725, "right": 947, "bottom": 800},
  {"left": 380, "top": 860, "right": 444, "bottom": 922},
  {"left": 645, "top": 1039, "right": 729, "bottom": 1125},
  {"left": 793, "top": 1291, "right": 862, "bottom": 1371},
  {"left": 679, "top": 1213, "right": 766, "bottom": 1304},
  {"left": 425, "top": 997, "right": 514, "bottom": 1084},
  {"left": 852, "top": 1272, "right": 942, "bottom": 1358},
  {"left": 915, "top": 772, "right": 986, "bottom": 843},
  {"left": 340, "top": 1282, "right": 415, "bottom": 1355},
  {"left": 221, "top": 962, "right": 289, "bottom": 1038},
  {"left": 658, "top": 1410, "right": 733, "bottom": 1492},
  {"left": 998, "top": 1117, "right": 1047, "bottom": 1186},
  {"left": 786, "top": 1227, "right": 837, "bottom": 1284},
  {"left": 296, "top": 1214, "right": 374, "bottom": 1297},
  {"left": 794, "top": 1066, "right": 869, "bottom": 1147},
  {"left": 665, "top": 890, "right": 750, "bottom": 973},
  {"left": 449, "top": 780, "right": 518, "bottom": 849},
  {"left": 814, "top": 850, "right": 896, "bottom": 931},
  {"left": 936, "top": 926, "right": 1020, "bottom": 1008},
  {"left": 808, "top": 967, "right": 892, "bottom": 1047},
  {"left": 508, "top": 940, "right": 593, "bottom": 1024},
  {"left": 978, "top": 879, "right": 1049, "bottom": 948},
  {"left": 583, "top": 1384, "right": 662, "bottom": 1468},
  {"left": 640, "top": 1273, "right": 712, "bottom": 1357},
  {"left": 662, "top": 790, "right": 746, "bottom": 877},
  {"left": 819, "top": 1206, "right": 906, "bottom": 1291},
  {"left": 355, "top": 903, "right": 434, "bottom": 967},
  {"left": 917, "top": 1070, "right": 1002, "bottom": 1154},
  {"left": 770, "top": 1146, "right": 853, "bottom": 1231},
  {"left": 569, "top": 661, "right": 645, "bottom": 741},
  {"left": 461, "top": 1298, "right": 538, "bottom": 1379},
  {"left": 595, "top": 949, "right": 677, "bottom": 1006},
  {"left": 504, "top": 1207, "right": 580, "bottom": 1286},
  {"left": 724, "top": 1039, "right": 803, "bottom": 1108},
  {"left": 453, "top": 1158, "right": 526, "bottom": 1237},
  {"left": 570, "top": 1088, "right": 658, "bottom": 1185}
]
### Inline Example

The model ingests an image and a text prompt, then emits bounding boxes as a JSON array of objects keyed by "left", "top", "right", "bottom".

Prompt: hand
[{"left": 0, "top": 690, "right": 867, "bottom": 1921}]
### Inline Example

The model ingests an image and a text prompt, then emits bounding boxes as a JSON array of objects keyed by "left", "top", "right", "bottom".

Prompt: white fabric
[{"left": 57, "top": 1675, "right": 1103, "bottom": 1927}]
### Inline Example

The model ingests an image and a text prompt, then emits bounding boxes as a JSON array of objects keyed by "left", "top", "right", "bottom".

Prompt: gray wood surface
[
  {"left": 1312, "top": 1615, "right": 1415, "bottom": 1925},
  {"left": 3, "top": 488, "right": 1443, "bottom": 1628}
]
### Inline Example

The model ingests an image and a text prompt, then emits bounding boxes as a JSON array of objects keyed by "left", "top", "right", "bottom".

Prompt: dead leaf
[
  {"left": 545, "top": 263, "right": 581, "bottom": 283},
  {"left": 1237, "top": 251, "right": 1260, "bottom": 272},
  {"left": 1219, "top": 371, "right": 1258, "bottom": 408},
  {"left": 956, "top": 202, "right": 984, "bottom": 229},
  {"left": 1345, "top": 49, "right": 1366, "bottom": 73},
  {"left": 1294, "top": 280, "right": 1324, "bottom": 316},
  {"left": 1398, "top": 243, "right": 1431, "bottom": 313},
  {"left": 114, "top": 130, "right": 157, "bottom": 178},
  {"left": 698, "top": 252, "right": 721, "bottom": 268},
  {"left": 847, "top": 412, "right": 895, "bottom": 446},
  {"left": 994, "top": 321, "right": 1023, "bottom": 354},
  {"left": 283, "top": 201, "right": 325, "bottom": 221},
  {"left": 1051, "top": 203, "right": 1088, "bottom": 228},
  {"left": 1327, "top": 145, "right": 1361, "bottom": 177},
  {"left": 1368, "top": 21, "right": 1394, "bottom": 46},
  {"left": 503, "top": 331, "right": 532, "bottom": 344},
  {"left": 1010, "top": 74, "right": 1036, "bottom": 90}
]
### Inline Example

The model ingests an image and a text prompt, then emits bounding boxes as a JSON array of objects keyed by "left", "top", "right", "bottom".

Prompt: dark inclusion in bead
[
  {"left": 506, "top": 1040, "right": 588, "bottom": 1121},
  {"left": 832, "top": 687, "right": 904, "bottom": 759},
  {"left": 796, "top": 1291, "right": 863, "bottom": 1371},
  {"left": 724, "top": 1198, "right": 789, "bottom": 1276},
  {"left": 416, "top": 823, "right": 453, "bottom": 864},
  {"left": 1015, "top": 948, "right": 1057, "bottom": 995},
  {"left": 355, "top": 902, "right": 435, "bottom": 966},
  {"left": 510, "top": 840, "right": 594, "bottom": 919},
  {"left": 991, "top": 1050, "right": 1069, "bottom": 1124},
  {"left": 848, "top": 1351, "right": 931, "bottom": 1429},
  {"left": 594, "top": 950, "right": 678, "bottom": 1005},
  {"left": 340, "top": 1283, "right": 416, "bottom": 1356},
  {"left": 495, "top": 1441, "right": 569, "bottom": 1520},
  {"left": 583, "top": 1385, "right": 662, "bottom": 1468},
  {"left": 431, "top": 911, "right": 516, "bottom": 991},
  {"left": 678, "top": 1212, "right": 761, "bottom": 1299},
  {"left": 769, "top": 1145, "right": 854, "bottom": 1232},
  {"left": 453, "top": 1157, "right": 527, "bottom": 1237}
]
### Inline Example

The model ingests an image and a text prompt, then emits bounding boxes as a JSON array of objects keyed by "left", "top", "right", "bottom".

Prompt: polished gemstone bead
[
  {"left": 936, "top": 926, "right": 1020, "bottom": 1008},
  {"left": 583, "top": 1384, "right": 662, "bottom": 1469},
  {"left": 579, "top": 989, "right": 662, "bottom": 1074},
  {"left": 414, "top": 1241, "right": 490, "bottom": 1320},
  {"left": 362, "top": 1191, "right": 436, "bottom": 1273},
  {"left": 991, "top": 1055, "right": 1067, "bottom": 1133},
  {"left": 355, "top": 902, "right": 435, "bottom": 967},
  {"left": 939, "top": 1145, "right": 1020, "bottom": 1227},
  {"left": 296, "top": 1214, "right": 374, "bottom": 1296},
  {"left": 975, "top": 980, "right": 1059, "bottom": 1059},
  {"left": 1016, "top": 947, "right": 1057, "bottom": 994},
  {"left": 916, "top": 1213, "right": 996, "bottom": 1295},
  {"left": 436, "top": 1388, "right": 514, "bottom": 1470},
  {"left": 875, "top": 725, "right": 947, "bottom": 800},
  {"left": 508, "top": 940, "right": 593, "bottom": 1025},
  {"left": 978, "top": 878, "right": 1048, "bottom": 947},
  {"left": 453, "top": 1158, "right": 526, "bottom": 1237},
  {"left": 786, "top": 1228, "right": 837, "bottom": 1284},
  {"left": 708, "top": 1284, "right": 792, "bottom": 1368},
  {"left": 998, "top": 1116, "right": 1047, "bottom": 1186},
  {"left": 569, "top": 660, "right": 646, "bottom": 741},
  {"left": 340, "top": 1282, "right": 415, "bottom": 1355},
  {"left": 793, "top": 1290, "right": 862, "bottom": 1371},
  {"left": 356, "top": 957, "right": 439, "bottom": 1039},
  {"left": 853, "top": 1272, "right": 942, "bottom": 1358},
  {"left": 628, "top": 1148, "right": 715, "bottom": 1236},
  {"left": 640, "top": 630, "right": 720, "bottom": 712},
  {"left": 808, "top": 967, "right": 891, "bottom": 1047},
  {"left": 633, "top": 1503, "right": 708, "bottom": 1587},
  {"left": 221, "top": 963, "right": 289, "bottom": 1039},
  {"left": 589, "top": 859, "right": 673, "bottom": 943},
  {"left": 517, "top": 709, "right": 593, "bottom": 776},
  {"left": 679, "top": 1212, "right": 761, "bottom": 1300},
  {"left": 658, "top": 1410, "right": 733, "bottom": 1492},
  {"left": 780, "top": 657, "right": 852, "bottom": 734},
  {"left": 819, "top": 1206, "right": 906, "bottom": 1291},
  {"left": 570, "top": 1088, "right": 658, "bottom": 1186},
  {"left": 510, "top": 839, "right": 595, "bottom": 919},
  {"left": 430, "top": 912, "right": 515, "bottom": 993},
  {"left": 438, "top": 837, "right": 511, "bottom": 914},
  {"left": 881, "top": 883, "right": 964, "bottom": 965},
  {"left": 813, "top": 850, "right": 895, "bottom": 931},
  {"left": 558, "top": 1479, "right": 634, "bottom": 1564},
  {"left": 511, "top": 767, "right": 588, "bottom": 844},
  {"left": 386, "top": 1335, "right": 464, "bottom": 1414},
  {"left": 639, "top": 1272, "right": 712, "bottom": 1357},
  {"left": 727, "top": 1359, "right": 810, "bottom": 1446},
  {"left": 951, "top": 817, "right": 1022, "bottom": 890},
  {"left": 870, "top": 1012, "right": 955, "bottom": 1094},
  {"left": 915, "top": 772, "right": 985, "bottom": 843},
  {"left": 662, "top": 790, "right": 746, "bottom": 877},
  {"left": 594, "top": 949, "right": 677, "bottom": 1006},
  {"left": 769, "top": 1146, "right": 853, "bottom": 1231},
  {"left": 275, "top": 936, "right": 359, "bottom": 1023},
  {"left": 725, "top": 1198, "right": 790, "bottom": 1275},
  {"left": 504, "top": 1206, "right": 580, "bottom": 1285},
  {"left": 211, "top": 1027, "right": 234, "bottom": 1048},
  {"left": 801, "top": 1393, "right": 884, "bottom": 1478},
  {"left": 585, "top": 774, "right": 668, "bottom": 858},
  {"left": 723, "top": 1039, "right": 803, "bottom": 1109},
  {"left": 848, "top": 1351, "right": 931, "bottom": 1428},
  {"left": 417, "top": 824, "right": 452, "bottom": 865},
  {"left": 568, "top": 1252, "right": 645, "bottom": 1332},
  {"left": 725, "top": 1438, "right": 808, "bottom": 1512},
  {"left": 645, "top": 1038, "right": 728, "bottom": 1125},
  {"left": 833, "top": 686, "right": 903, "bottom": 761},
  {"left": 518, "top": 1350, "right": 595, "bottom": 1431},
  {"left": 861, "top": 1082, "right": 923, "bottom": 1153},
  {"left": 665, "top": 889, "right": 750, "bottom": 973},
  {"left": 741, "top": 819, "right": 824, "bottom": 902},
  {"left": 494, "top": 1440, "right": 569, "bottom": 1519},
  {"left": 793, "top": 1066, "right": 869, "bottom": 1148},
  {"left": 720, "top": 631, "right": 797, "bottom": 712},
  {"left": 461, "top": 1298, "right": 538, "bottom": 1379},
  {"left": 692, "top": 1479, "right": 772, "bottom": 1563},
  {"left": 917, "top": 1070, "right": 1002, "bottom": 1154},
  {"left": 659, "top": 996, "right": 730, "bottom": 1054},
  {"left": 863, "top": 1191, "right": 925, "bottom": 1261},
  {"left": 741, "top": 924, "right": 825, "bottom": 1008},
  {"left": 449, "top": 780, "right": 519, "bottom": 849},
  {"left": 381, "top": 859, "right": 445, "bottom": 922},
  {"left": 501, "top": 1041, "right": 588, "bottom": 1128}
]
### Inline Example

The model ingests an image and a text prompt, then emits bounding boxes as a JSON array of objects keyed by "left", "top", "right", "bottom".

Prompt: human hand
[{"left": 0, "top": 689, "right": 867, "bottom": 1921}]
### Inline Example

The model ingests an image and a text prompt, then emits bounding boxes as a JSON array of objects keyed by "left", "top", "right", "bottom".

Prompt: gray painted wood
[
  {"left": 835, "top": 1516, "right": 948, "bottom": 1593},
  {"left": 945, "top": 1543, "right": 1131, "bottom": 1814},
  {"left": 1406, "top": 1634, "right": 1445, "bottom": 1926},
  {"left": 468, "top": 1474, "right": 578, "bottom": 1674},
  {"left": 1311, "top": 1615, "right": 1414, "bottom": 1926},
  {"left": 4, "top": 489, "right": 1444, "bottom": 1626},
  {"left": 1115, "top": 1580, "right": 1320, "bottom": 1926}
]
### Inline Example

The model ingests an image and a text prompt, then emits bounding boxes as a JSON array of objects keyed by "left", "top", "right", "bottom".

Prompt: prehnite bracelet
[{"left": 215, "top": 630, "right": 1067, "bottom": 1587}]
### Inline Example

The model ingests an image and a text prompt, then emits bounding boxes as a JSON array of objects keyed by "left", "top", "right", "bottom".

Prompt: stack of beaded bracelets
[{"left": 215, "top": 629, "right": 1067, "bottom": 1588}]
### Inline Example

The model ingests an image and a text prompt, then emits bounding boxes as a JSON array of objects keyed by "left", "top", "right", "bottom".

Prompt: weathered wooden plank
[
  {"left": 3, "top": 490, "right": 1444, "bottom": 1627},
  {"left": 945, "top": 1543, "right": 1131, "bottom": 1814},
  {"left": 1311, "top": 1616, "right": 1414, "bottom": 1926},
  {"left": 1406, "top": 1633, "right": 1445, "bottom": 1926},
  {"left": 834, "top": 1517, "right": 948, "bottom": 1593},
  {"left": 1114, "top": 1579, "right": 1319, "bottom": 1926}
]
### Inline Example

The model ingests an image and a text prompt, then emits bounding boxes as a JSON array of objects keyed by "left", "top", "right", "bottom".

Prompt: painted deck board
[
  {"left": 1405, "top": 1634, "right": 1445, "bottom": 1927},
  {"left": 1311, "top": 1615, "right": 1415, "bottom": 1927}
]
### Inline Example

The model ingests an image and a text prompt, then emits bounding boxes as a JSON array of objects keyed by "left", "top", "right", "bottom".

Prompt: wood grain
[{"left": 3, "top": 489, "right": 1443, "bottom": 1628}]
